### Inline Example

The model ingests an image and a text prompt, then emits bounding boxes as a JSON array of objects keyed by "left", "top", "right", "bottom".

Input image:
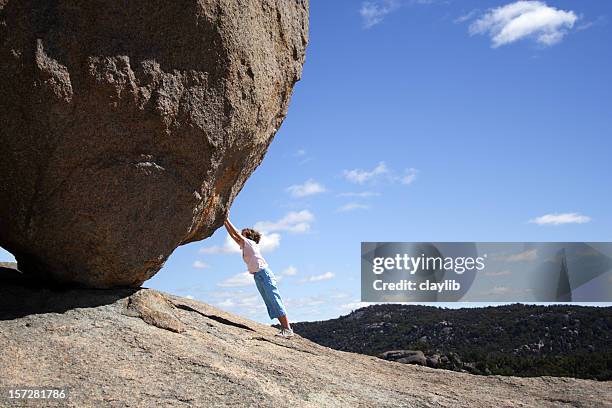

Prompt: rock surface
[
  {"left": 1, "top": 278, "right": 610, "bottom": 407},
  {"left": 0, "top": 0, "right": 308, "bottom": 288}
]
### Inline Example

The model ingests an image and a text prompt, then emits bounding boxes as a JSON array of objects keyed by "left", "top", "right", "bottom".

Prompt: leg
[
  {"left": 278, "top": 314, "right": 291, "bottom": 330},
  {"left": 255, "top": 268, "right": 288, "bottom": 322},
  {"left": 254, "top": 272, "right": 275, "bottom": 319}
]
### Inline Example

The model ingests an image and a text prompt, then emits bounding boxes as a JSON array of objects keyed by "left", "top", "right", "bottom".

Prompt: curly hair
[{"left": 241, "top": 228, "right": 262, "bottom": 244}]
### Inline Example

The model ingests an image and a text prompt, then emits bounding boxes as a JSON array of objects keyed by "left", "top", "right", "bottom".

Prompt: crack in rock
[
  {"left": 250, "top": 336, "right": 318, "bottom": 355},
  {"left": 174, "top": 303, "right": 255, "bottom": 332}
]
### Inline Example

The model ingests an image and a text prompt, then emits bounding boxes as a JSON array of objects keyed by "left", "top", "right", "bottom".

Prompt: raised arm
[{"left": 224, "top": 217, "right": 244, "bottom": 247}]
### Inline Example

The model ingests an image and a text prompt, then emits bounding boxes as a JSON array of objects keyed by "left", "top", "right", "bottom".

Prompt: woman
[{"left": 224, "top": 215, "right": 294, "bottom": 338}]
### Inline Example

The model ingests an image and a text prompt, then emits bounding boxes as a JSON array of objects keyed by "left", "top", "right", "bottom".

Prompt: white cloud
[
  {"left": 293, "top": 149, "right": 313, "bottom": 165},
  {"left": 201, "top": 211, "right": 312, "bottom": 256},
  {"left": 454, "top": 9, "right": 479, "bottom": 24},
  {"left": 501, "top": 249, "right": 538, "bottom": 262},
  {"left": 217, "top": 298, "right": 235, "bottom": 307},
  {"left": 576, "top": 15, "right": 607, "bottom": 31},
  {"left": 216, "top": 294, "right": 265, "bottom": 313},
  {"left": 400, "top": 168, "right": 419, "bottom": 185},
  {"left": 484, "top": 270, "right": 511, "bottom": 277},
  {"left": 360, "top": 0, "right": 400, "bottom": 28},
  {"left": 206, "top": 290, "right": 241, "bottom": 298},
  {"left": 338, "top": 191, "right": 381, "bottom": 198},
  {"left": 276, "top": 266, "right": 299, "bottom": 283},
  {"left": 285, "top": 296, "right": 327, "bottom": 308},
  {"left": 185, "top": 295, "right": 194, "bottom": 300},
  {"left": 281, "top": 266, "right": 298, "bottom": 276},
  {"left": 339, "top": 301, "right": 372, "bottom": 311},
  {"left": 254, "top": 210, "right": 314, "bottom": 234},
  {"left": 337, "top": 202, "right": 370, "bottom": 212},
  {"left": 343, "top": 163, "right": 418, "bottom": 187},
  {"left": 200, "top": 234, "right": 240, "bottom": 255},
  {"left": 469, "top": 1, "right": 578, "bottom": 48},
  {"left": 218, "top": 272, "right": 253, "bottom": 288},
  {"left": 490, "top": 286, "right": 511, "bottom": 295},
  {"left": 254, "top": 233, "right": 281, "bottom": 252},
  {"left": 286, "top": 179, "right": 327, "bottom": 198},
  {"left": 192, "top": 260, "right": 209, "bottom": 269},
  {"left": 299, "top": 272, "right": 335, "bottom": 284},
  {"left": 529, "top": 212, "right": 591, "bottom": 226},
  {"left": 343, "top": 162, "right": 389, "bottom": 184},
  {"left": 201, "top": 233, "right": 280, "bottom": 254}
]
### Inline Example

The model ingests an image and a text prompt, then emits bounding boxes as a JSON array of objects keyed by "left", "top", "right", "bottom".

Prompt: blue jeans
[{"left": 253, "top": 267, "right": 287, "bottom": 320}]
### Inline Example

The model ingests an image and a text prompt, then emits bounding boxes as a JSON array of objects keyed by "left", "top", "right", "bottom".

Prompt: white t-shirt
[{"left": 240, "top": 237, "right": 268, "bottom": 273}]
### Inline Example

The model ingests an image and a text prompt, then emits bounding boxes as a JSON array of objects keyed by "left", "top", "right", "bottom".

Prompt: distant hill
[{"left": 292, "top": 304, "right": 612, "bottom": 380}]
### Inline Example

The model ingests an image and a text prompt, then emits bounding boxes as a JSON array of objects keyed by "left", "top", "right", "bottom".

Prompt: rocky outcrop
[
  {"left": 380, "top": 350, "right": 427, "bottom": 366},
  {"left": 0, "top": 0, "right": 308, "bottom": 288},
  {"left": 1, "top": 278, "right": 610, "bottom": 407}
]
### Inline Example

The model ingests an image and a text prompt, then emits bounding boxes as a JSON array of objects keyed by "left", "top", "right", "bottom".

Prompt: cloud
[
  {"left": 217, "top": 299, "right": 235, "bottom": 307},
  {"left": 576, "top": 15, "right": 607, "bottom": 31},
  {"left": 201, "top": 233, "right": 280, "bottom": 254},
  {"left": 253, "top": 233, "right": 281, "bottom": 252},
  {"left": 529, "top": 212, "right": 591, "bottom": 226},
  {"left": 281, "top": 266, "right": 298, "bottom": 276},
  {"left": 285, "top": 296, "right": 326, "bottom": 308},
  {"left": 469, "top": 1, "right": 578, "bottom": 48},
  {"left": 216, "top": 294, "right": 262, "bottom": 310},
  {"left": 400, "top": 168, "right": 419, "bottom": 185},
  {"left": 337, "top": 202, "right": 370, "bottom": 212},
  {"left": 490, "top": 286, "right": 511, "bottom": 295},
  {"left": 276, "top": 266, "right": 298, "bottom": 283},
  {"left": 299, "top": 272, "right": 335, "bottom": 284},
  {"left": 254, "top": 210, "right": 314, "bottom": 234},
  {"left": 192, "top": 260, "right": 209, "bottom": 269},
  {"left": 339, "top": 301, "right": 372, "bottom": 311},
  {"left": 286, "top": 179, "right": 327, "bottom": 198},
  {"left": 218, "top": 272, "right": 253, "bottom": 288},
  {"left": 200, "top": 235, "right": 240, "bottom": 255},
  {"left": 360, "top": 0, "right": 400, "bottom": 28},
  {"left": 200, "top": 211, "right": 310, "bottom": 255},
  {"left": 292, "top": 149, "right": 313, "bottom": 165},
  {"left": 343, "top": 162, "right": 389, "bottom": 184},
  {"left": 454, "top": 9, "right": 479, "bottom": 24},
  {"left": 498, "top": 249, "right": 538, "bottom": 262},
  {"left": 206, "top": 290, "right": 242, "bottom": 298},
  {"left": 337, "top": 191, "right": 381, "bottom": 198},
  {"left": 484, "top": 270, "right": 511, "bottom": 277},
  {"left": 343, "top": 162, "right": 418, "bottom": 187},
  {"left": 185, "top": 295, "right": 195, "bottom": 300}
]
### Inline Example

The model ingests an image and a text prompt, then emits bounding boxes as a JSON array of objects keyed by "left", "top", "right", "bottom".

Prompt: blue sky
[{"left": 1, "top": 1, "right": 610, "bottom": 322}]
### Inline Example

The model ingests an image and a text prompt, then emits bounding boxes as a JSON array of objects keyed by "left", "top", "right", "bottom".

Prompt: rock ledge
[{"left": 1, "top": 278, "right": 610, "bottom": 407}]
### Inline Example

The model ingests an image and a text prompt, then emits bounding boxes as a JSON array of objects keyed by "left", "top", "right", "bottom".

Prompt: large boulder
[{"left": 0, "top": 0, "right": 309, "bottom": 287}]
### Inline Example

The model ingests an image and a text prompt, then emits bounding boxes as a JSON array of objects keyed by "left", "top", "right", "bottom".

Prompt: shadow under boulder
[{"left": 0, "top": 267, "right": 138, "bottom": 320}]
